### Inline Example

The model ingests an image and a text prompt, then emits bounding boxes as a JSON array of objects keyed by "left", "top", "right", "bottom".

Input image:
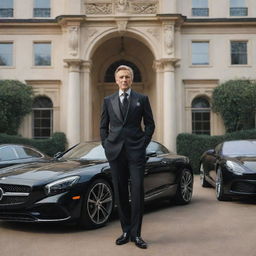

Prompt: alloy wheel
[
  {"left": 180, "top": 170, "right": 193, "bottom": 202},
  {"left": 87, "top": 182, "right": 113, "bottom": 225}
]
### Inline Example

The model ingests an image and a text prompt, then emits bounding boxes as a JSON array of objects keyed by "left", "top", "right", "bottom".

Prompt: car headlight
[
  {"left": 45, "top": 176, "right": 80, "bottom": 195},
  {"left": 226, "top": 161, "right": 245, "bottom": 175}
]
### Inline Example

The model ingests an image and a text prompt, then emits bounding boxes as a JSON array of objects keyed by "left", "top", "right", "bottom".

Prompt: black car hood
[{"left": 0, "top": 160, "right": 107, "bottom": 182}]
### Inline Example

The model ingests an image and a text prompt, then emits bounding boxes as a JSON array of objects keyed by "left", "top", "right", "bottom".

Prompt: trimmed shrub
[
  {"left": 0, "top": 132, "right": 67, "bottom": 156},
  {"left": 0, "top": 80, "right": 34, "bottom": 135},
  {"left": 177, "top": 129, "right": 256, "bottom": 174},
  {"left": 212, "top": 80, "right": 256, "bottom": 132}
]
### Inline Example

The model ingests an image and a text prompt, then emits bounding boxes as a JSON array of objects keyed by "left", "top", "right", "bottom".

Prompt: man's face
[{"left": 115, "top": 69, "right": 132, "bottom": 91}]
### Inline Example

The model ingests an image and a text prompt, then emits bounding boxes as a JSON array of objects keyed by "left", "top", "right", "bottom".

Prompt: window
[
  {"left": 32, "top": 96, "right": 53, "bottom": 139},
  {"left": 34, "top": 0, "right": 50, "bottom": 17},
  {"left": 192, "top": 97, "right": 210, "bottom": 135},
  {"left": 104, "top": 60, "right": 142, "bottom": 83},
  {"left": 231, "top": 41, "right": 247, "bottom": 65},
  {"left": 146, "top": 142, "right": 170, "bottom": 155},
  {"left": 0, "top": 146, "right": 17, "bottom": 161},
  {"left": 0, "top": 0, "right": 13, "bottom": 17},
  {"left": 0, "top": 43, "right": 13, "bottom": 66},
  {"left": 192, "top": 0, "right": 209, "bottom": 16},
  {"left": 34, "top": 42, "right": 51, "bottom": 66},
  {"left": 230, "top": 0, "right": 247, "bottom": 16},
  {"left": 15, "top": 146, "right": 43, "bottom": 159},
  {"left": 192, "top": 42, "right": 209, "bottom": 65}
]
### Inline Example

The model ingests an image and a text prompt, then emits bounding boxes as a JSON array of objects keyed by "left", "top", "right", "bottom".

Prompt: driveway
[{"left": 0, "top": 176, "right": 256, "bottom": 256}]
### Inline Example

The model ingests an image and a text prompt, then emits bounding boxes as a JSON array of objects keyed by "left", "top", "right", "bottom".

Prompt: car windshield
[
  {"left": 62, "top": 142, "right": 107, "bottom": 161},
  {"left": 222, "top": 140, "right": 256, "bottom": 157}
]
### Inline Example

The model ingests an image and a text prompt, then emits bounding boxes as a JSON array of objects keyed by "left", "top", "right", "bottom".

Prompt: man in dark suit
[{"left": 100, "top": 65, "right": 155, "bottom": 249}]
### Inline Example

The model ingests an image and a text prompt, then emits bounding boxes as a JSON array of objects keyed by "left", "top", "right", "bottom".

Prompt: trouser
[{"left": 109, "top": 146, "right": 145, "bottom": 237}]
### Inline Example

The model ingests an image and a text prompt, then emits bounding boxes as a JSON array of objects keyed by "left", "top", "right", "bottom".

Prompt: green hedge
[
  {"left": 177, "top": 129, "right": 256, "bottom": 174},
  {"left": 0, "top": 132, "right": 67, "bottom": 156}
]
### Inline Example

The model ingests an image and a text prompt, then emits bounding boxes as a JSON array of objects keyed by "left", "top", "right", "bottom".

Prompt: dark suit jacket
[{"left": 100, "top": 89, "right": 155, "bottom": 161}]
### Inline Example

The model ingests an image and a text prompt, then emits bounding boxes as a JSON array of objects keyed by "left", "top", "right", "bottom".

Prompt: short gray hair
[{"left": 114, "top": 65, "right": 134, "bottom": 81}]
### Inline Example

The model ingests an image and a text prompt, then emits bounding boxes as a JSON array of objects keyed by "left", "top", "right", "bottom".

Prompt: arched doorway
[{"left": 89, "top": 35, "right": 156, "bottom": 140}]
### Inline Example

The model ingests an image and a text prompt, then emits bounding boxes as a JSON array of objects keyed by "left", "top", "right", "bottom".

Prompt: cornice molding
[
  {"left": 26, "top": 80, "right": 61, "bottom": 85},
  {"left": 185, "top": 17, "right": 256, "bottom": 26}
]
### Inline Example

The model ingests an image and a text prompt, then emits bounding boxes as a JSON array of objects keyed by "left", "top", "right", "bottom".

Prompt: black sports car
[
  {"left": 200, "top": 140, "right": 256, "bottom": 201},
  {"left": 0, "top": 141, "right": 193, "bottom": 228},
  {"left": 0, "top": 144, "right": 49, "bottom": 169}
]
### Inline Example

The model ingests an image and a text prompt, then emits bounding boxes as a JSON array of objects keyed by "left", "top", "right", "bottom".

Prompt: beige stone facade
[{"left": 1, "top": 0, "right": 256, "bottom": 151}]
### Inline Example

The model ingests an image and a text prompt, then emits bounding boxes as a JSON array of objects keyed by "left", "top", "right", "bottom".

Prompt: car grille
[
  {"left": 231, "top": 181, "right": 256, "bottom": 194},
  {"left": 0, "top": 184, "right": 31, "bottom": 205}
]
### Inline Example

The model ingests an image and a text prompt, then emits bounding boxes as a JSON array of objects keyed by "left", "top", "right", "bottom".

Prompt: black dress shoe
[
  {"left": 116, "top": 232, "right": 130, "bottom": 245},
  {"left": 131, "top": 237, "right": 147, "bottom": 249}
]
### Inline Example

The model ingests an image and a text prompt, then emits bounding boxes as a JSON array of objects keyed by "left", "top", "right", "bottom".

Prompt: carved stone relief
[
  {"left": 131, "top": 2, "right": 157, "bottom": 14},
  {"left": 68, "top": 26, "right": 79, "bottom": 56},
  {"left": 116, "top": 0, "right": 129, "bottom": 13},
  {"left": 163, "top": 23, "right": 174, "bottom": 56},
  {"left": 116, "top": 20, "right": 128, "bottom": 33},
  {"left": 85, "top": 3, "right": 113, "bottom": 15},
  {"left": 84, "top": 0, "right": 158, "bottom": 15}
]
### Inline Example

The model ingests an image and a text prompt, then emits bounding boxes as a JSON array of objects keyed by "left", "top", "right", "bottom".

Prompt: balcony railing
[
  {"left": 192, "top": 8, "right": 209, "bottom": 17},
  {"left": 33, "top": 8, "right": 51, "bottom": 17},
  {"left": 230, "top": 7, "right": 248, "bottom": 16},
  {"left": 0, "top": 8, "right": 13, "bottom": 17}
]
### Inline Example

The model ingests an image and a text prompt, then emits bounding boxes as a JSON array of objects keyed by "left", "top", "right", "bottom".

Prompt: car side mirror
[
  {"left": 207, "top": 149, "right": 215, "bottom": 155},
  {"left": 54, "top": 152, "right": 63, "bottom": 159}
]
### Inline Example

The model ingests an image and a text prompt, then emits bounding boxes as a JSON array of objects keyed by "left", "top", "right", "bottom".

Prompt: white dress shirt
[{"left": 119, "top": 88, "right": 131, "bottom": 104}]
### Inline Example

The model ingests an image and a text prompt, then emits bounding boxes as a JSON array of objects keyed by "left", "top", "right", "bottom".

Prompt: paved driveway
[{"left": 0, "top": 176, "right": 256, "bottom": 256}]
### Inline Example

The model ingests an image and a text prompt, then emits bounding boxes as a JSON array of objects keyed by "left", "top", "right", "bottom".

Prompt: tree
[
  {"left": 212, "top": 79, "right": 256, "bottom": 132},
  {"left": 0, "top": 80, "right": 34, "bottom": 135}
]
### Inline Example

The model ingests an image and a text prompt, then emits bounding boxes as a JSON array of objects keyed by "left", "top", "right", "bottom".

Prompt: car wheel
[
  {"left": 216, "top": 168, "right": 229, "bottom": 201},
  {"left": 200, "top": 163, "right": 212, "bottom": 188},
  {"left": 173, "top": 169, "right": 193, "bottom": 205},
  {"left": 79, "top": 179, "right": 114, "bottom": 229}
]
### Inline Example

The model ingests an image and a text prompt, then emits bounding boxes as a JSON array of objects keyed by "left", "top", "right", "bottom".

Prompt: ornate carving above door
[{"left": 84, "top": 0, "right": 158, "bottom": 15}]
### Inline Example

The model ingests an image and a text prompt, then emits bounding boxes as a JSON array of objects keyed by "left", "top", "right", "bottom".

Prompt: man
[{"left": 100, "top": 65, "right": 155, "bottom": 249}]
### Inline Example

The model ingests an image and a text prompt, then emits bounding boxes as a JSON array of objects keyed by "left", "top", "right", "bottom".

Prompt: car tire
[
  {"left": 79, "top": 179, "right": 114, "bottom": 229},
  {"left": 173, "top": 169, "right": 193, "bottom": 205},
  {"left": 200, "top": 163, "right": 212, "bottom": 188},
  {"left": 216, "top": 168, "right": 229, "bottom": 201}
]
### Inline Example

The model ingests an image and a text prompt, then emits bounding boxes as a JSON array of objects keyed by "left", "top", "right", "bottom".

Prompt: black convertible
[
  {"left": 200, "top": 140, "right": 256, "bottom": 201},
  {"left": 0, "top": 141, "right": 193, "bottom": 228}
]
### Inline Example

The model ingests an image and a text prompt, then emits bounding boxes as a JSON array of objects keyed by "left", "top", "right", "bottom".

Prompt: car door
[
  {"left": 144, "top": 142, "right": 176, "bottom": 198},
  {"left": 204, "top": 144, "right": 222, "bottom": 183}
]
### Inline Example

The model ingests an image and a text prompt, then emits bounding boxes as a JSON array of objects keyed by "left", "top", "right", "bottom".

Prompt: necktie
[{"left": 121, "top": 93, "right": 129, "bottom": 118}]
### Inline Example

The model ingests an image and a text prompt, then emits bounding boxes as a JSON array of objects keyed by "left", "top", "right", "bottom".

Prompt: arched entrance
[{"left": 90, "top": 35, "right": 156, "bottom": 140}]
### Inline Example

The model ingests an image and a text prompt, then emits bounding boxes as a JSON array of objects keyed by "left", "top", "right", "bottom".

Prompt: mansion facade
[{"left": 1, "top": 0, "right": 256, "bottom": 151}]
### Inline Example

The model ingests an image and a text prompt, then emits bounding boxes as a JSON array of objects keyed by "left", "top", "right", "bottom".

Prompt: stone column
[
  {"left": 158, "top": 58, "right": 178, "bottom": 152},
  {"left": 153, "top": 60, "right": 164, "bottom": 143},
  {"left": 82, "top": 61, "right": 93, "bottom": 141},
  {"left": 64, "top": 59, "right": 84, "bottom": 146}
]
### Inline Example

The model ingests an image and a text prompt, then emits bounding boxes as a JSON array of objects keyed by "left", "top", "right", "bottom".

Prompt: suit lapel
[{"left": 110, "top": 92, "right": 123, "bottom": 122}]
